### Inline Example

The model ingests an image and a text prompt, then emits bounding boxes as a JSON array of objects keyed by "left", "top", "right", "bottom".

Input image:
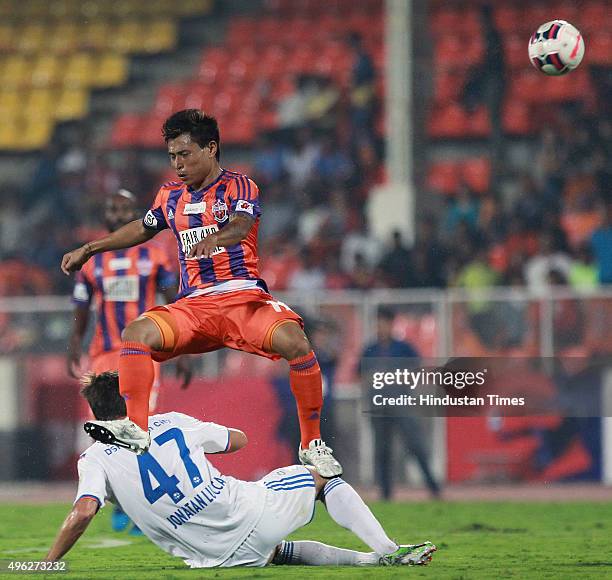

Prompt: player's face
[
  {"left": 167, "top": 133, "right": 218, "bottom": 189},
  {"left": 105, "top": 195, "right": 137, "bottom": 232}
]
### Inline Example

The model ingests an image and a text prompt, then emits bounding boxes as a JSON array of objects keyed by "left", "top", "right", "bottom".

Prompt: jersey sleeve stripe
[
  {"left": 223, "top": 429, "right": 231, "bottom": 452},
  {"left": 75, "top": 494, "right": 102, "bottom": 509},
  {"left": 241, "top": 176, "right": 251, "bottom": 201},
  {"left": 235, "top": 176, "right": 244, "bottom": 200}
]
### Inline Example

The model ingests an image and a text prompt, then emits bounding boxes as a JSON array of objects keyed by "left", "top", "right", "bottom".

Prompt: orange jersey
[
  {"left": 142, "top": 170, "right": 263, "bottom": 298},
  {"left": 72, "top": 244, "right": 175, "bottom": 357}
]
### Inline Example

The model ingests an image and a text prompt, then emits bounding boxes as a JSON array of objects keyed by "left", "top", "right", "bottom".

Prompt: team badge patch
[
  {"left": 236, "top": 200, "right": 254, "bottom": 215},
  {"left": 212, "top": 199, "right": 229, "bottom": 222}
]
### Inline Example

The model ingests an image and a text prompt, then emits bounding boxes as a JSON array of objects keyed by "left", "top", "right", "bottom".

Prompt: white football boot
[
  {"left": 298, "top": 439, "right": 343, "bottom": 477},
  {"left": 84, "top": 418, "right": 151, "bottom": 455}
]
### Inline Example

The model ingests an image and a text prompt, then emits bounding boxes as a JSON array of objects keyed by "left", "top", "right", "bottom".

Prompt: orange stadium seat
[
  {"left": 503, "top": 35, "right": 529, "bottom": 70},
  {"left": 153, "top": 84, "right": 185, "bottom": 115},
  {"left": 493, "top": 5, "right": 521, "bottom": 34},
  {"left": 110, "top": 113, "right": 142, "bottom": 147},
  {"left": 139, "top": 114, "right": 168, "bottom": 148},
  {"left": 427, "top": 103, "right": 469, "bottom": 139},
  {"left": 462, "top": 158, "right": 491, "bottom": 194},
  {"left": 435, "top": 35, "right": 483, "bottom": 69},
  {"left": 588, "top": 33, "right": 612, "bottom": 65},
  {"left": 467, "top": 106, "right": 491, "bottom": 138},
  {"left": 426, "top": 160, "right": 460, "bottom": 194},
  {"left": 503, "top": 100, "right": 532, "bottom": 135},
  {"left": 433, "top": 69, "right": 466, "bottom": 103}
]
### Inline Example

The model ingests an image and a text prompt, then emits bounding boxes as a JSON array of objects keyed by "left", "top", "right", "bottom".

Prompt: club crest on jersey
[{"left": 212, "top": 199, "right": 229, "bottom": 222}]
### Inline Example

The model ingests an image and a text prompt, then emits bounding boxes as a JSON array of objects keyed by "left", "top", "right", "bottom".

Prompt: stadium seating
[
  {"left": 429, "top": 0, "right": 611, "bottom": 143},
  {"left": 111, "top": 0, "right": 384, "bottom": 148},
  {"left": 0, "top": 0, "right": 213, "bottom": 150},
  {"left": 427, "top": 0, "right": 610, "bottom": 197}
]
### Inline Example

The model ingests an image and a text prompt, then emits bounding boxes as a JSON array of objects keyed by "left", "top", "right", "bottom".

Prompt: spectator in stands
[
  {"left": 253, "top": 134, "right": 287, "bottom": 185},
  {"left": 442, "top": 186, "right": 480, "bottom": 236},
  {"left": 348, "top": 252, "right": 375, "bottom": 290},
  {"left": 348, "top": 33, "right": 376, "bottom": 141},
  {"left": 362, "top": 307, "right": 441, "bottom": 500},
  {"left": 285, "top": 127, "right": 321, "bottom": 190},
  {"left": 524, "top": 232, "right": 573, "bottom": 295},
  {"left": 288, "top": 247, "right": 325, "bottom": 292},
  {"left": 569, "top": 244, "right": 599, "bottom": 292},
  {"left": 378, "top": 230, "right": 412, "bottom": 288},
  {"left": 313, "top": 135, "right": 354, "bottom": 185},
  {"left": 590, "top": 203, "right": 612, "bottom": 284}
]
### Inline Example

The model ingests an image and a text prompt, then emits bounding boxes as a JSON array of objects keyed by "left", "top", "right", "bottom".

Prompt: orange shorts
[
  {"left": 89, "top": 349, "right": 161, "bottom": 411},
  {"left": 145, "top": 289, "right": 303, "bottom": 363}
]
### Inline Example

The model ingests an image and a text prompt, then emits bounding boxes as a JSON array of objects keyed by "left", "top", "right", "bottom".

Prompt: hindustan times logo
[{"left": 372, "top": 368, "right": 487, "bottom": 390}]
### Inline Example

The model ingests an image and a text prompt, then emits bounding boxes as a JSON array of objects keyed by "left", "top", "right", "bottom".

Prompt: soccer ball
[{"left": 528, "top": 20, "right": 585, "bottom": 75}]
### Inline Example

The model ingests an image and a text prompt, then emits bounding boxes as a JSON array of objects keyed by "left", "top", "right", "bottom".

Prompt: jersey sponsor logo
[
  {"left": 167, "top": 208, "right": 175, "bottom": 220},
  {"left": 183, "top": 201, "right": 206, "bottom": 215},
  {"left": 166, "top": 477, "right": 227, "bottom": 530},
  {"left": 137, "top": 259, "right": 153, "bottom": 276},
  {"left": 212, "top": 199, "right": 229, "bottom": 223},
  {"left": 235, "top": 200, "right": 254, "bottom": 215},
  {"left": 102, "top": 276, "right": 139, "bottom": 302},
  {"left": 144, "top": 210, "right": 158, "bottom": 228},
  {"left": 179, "top": 226, "right": 225, "bottom": 259},
  {"left": 109, "top": 257, "right": 132, "bottom": 271}
]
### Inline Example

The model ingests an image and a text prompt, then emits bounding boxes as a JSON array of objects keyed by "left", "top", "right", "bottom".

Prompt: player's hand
[
  {"left": 61, "top": 246, "right": 91, "bottom": 275},
  {"left": 176, "top": 356, "right": 193, "bottom": 389},
  {"left": 187, "top": 234, "right": 220, "bottom": 260},
  {"left": 67, "top": 347, "right": 82, "bottom": 379}
]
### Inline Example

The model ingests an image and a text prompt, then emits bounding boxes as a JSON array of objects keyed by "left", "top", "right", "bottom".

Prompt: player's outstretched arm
[
  {"left": 61, "top": 219, "right": 157, "bottom": 275},
  {"left": 187, "top": 214, "right": 254, "bottom": 260},
  {"left": 45, "top": 498, "right": 98, "bottom": 561}
]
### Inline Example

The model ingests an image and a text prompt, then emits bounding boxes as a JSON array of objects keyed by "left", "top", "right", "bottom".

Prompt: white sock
[
  {"left": 273, "top": 540, "right": 379, "bottom": 566},
  {"left": 322, "top": 478, "right": 398, "bottom": 555}
]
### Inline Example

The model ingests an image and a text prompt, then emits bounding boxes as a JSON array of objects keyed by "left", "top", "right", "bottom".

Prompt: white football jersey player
[
  {"left": 47, "top": 399, "right": 435, "bottom": 568},
  {"left": 75, "top": 411, "right": 316, "bottom": 568}
]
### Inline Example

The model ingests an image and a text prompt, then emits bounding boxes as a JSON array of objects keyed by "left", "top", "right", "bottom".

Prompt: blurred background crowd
[{"left": 0, "top": 0, "right": 609, "bottom": 299}]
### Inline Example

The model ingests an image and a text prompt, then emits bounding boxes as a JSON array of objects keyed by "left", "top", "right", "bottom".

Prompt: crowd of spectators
[{"left": 0, "top": 31, "right": 609, "bottom": 298}]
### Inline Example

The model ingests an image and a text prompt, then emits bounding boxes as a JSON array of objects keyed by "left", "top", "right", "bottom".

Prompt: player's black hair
[
  {"left": 377, "top": 306, "right": 396, "bottom": 321},
  {"left": 162, "top": 109, "right": 221, "bottom": 161},
  {"left": 80, "top": 371, "right": 127, "bottom": 421}
]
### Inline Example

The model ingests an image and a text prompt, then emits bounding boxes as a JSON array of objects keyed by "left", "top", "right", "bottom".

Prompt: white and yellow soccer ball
[{"left": 528, "top": 20, "right": 585, "bottom": 75}]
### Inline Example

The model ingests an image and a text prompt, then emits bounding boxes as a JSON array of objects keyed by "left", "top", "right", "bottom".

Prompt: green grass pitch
[{"left": 1, "top": 501, "right": 611, "bottom": 579}]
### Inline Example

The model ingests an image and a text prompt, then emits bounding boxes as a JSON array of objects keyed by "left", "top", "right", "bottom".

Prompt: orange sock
[
  {"left": 289, "top": 351, "right": 323, "bottom": 448},
  {"left": 119, "top": 341, "right": 154, "bottom": 431}
]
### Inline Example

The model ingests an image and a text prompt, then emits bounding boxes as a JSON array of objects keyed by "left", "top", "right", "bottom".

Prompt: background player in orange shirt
[
  {"left": 68, "top": 188, "right": 192, "bottom": 532},
  {"left": 61, "top": 109, "right": 342, "bottom": 477}
]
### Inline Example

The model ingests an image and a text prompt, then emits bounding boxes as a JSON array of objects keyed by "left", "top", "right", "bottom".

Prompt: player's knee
[
  {"left": 121, "top": 318, "right": 162, "bottom": 350},
  {"left": 307, "top": 467, "right": 328, "bottom": 497},
  {"left": 273, "top": 325, "right": 312, "bottom": 360}
]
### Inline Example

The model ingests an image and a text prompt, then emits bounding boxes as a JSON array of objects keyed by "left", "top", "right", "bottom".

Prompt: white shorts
[{"left": 220, "top": 465, "right": 317, "bottom": 567}]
